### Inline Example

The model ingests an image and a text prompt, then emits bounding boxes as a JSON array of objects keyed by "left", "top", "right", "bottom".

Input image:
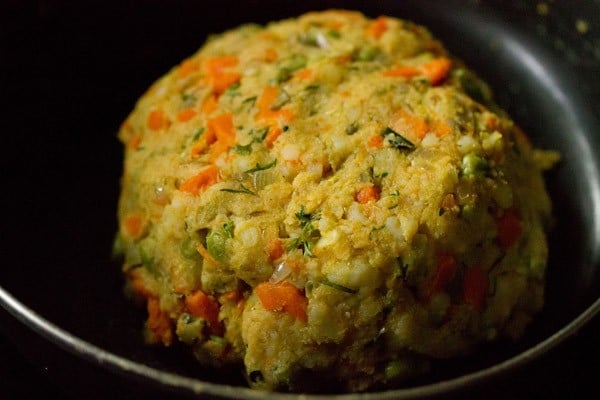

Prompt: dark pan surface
[{"left": 1, "top": 0, "right": 599, "bottom": 398}]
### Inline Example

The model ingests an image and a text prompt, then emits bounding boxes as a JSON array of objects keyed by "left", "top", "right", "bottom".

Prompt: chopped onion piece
[{"left": 270, "top": 261, "right": 292, "bottom": 283}]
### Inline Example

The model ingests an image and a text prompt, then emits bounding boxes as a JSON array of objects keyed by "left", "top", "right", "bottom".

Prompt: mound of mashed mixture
[{"left": 114, "top": 10, "right": 557, "bottom": 392}]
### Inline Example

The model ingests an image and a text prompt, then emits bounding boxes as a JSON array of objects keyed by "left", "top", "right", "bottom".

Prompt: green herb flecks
[
  {"left": 288, "top": 205, "right": 321, "bottom": 257},
  {"left": 177, "top": 314, "right": 205, "bottom": 344},
  {"left": 346, "top": 121, "right": 359, "bottom": 135},
  {"left": 251, "top": 127, "right": 270, "bottom": 141},
  {"left": 368, "top": 166, "right": 388, "bottom": 182},
  {"left": 382, "top": 127, "right": 416, "bottom": 152},
  {"left": 354, "top": 45, "right": 379, "bottom": 62},
  {"left": 368, "top": 225, "right": 385, "bottom": 241},
  {"left": 192, "top": 127, "right": 205, "bottom": 141},
  {"left": 298, "top": 26, "right": 327, "bottom": 47},
  {"left": 232, "top": 142, "right": 253, "bottom": 155},
  {"left": 276, "top": 54, "right": 307, "bottom": 83},
  {"left": 295, "top": 205, "right": 319, "bottom": 225},
  {"left": 461, "top": 152, "right": 489, "bottom": 178},
  {"left": 321, "top": 278, "right": 358, "bottom": 294},
  {"left": 224, "top": 82, "right": 241, "bottom": 97},
  {"left": 327, "top": 30, "right": 341, "bottom": 39},
  {"left": 181, "top": 92, "right": 198, "bottom": 108},
  {"left": 220, "top": 184, "right": 256, "bottom": 196},
  {"left": 242, "top": 96, "right": 257, "bottom": 107},
  {"left": 387, "top": 190, "right": 400, "bottom": 210},
  {"left": 223, "top": 220, "right": 235, "bottom": 238},
  {"left": 233, "top": 127, "right": 271, "bottom": 155},
  {"left": 245, "top": 159, "right": 277, "bottom": 174}
]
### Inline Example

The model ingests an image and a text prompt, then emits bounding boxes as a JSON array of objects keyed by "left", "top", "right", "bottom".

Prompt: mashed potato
[{"left": 114, "top": 10, "right": 557, "bottom": 392}]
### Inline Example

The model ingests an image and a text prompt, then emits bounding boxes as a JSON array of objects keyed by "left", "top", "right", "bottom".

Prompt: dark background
[{"left": 1, "top": 0, "right": 599, "bottom": 399}]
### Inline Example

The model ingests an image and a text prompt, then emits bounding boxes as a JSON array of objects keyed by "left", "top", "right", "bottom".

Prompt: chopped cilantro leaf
[
  {"left": 321, "top": 279, "right": 358, "bottom": 294},
  {"left": 382, "top": 127, "right": 415, "bottom": 151},
  {"left": 220, "top": 184, "right": 256, "bottom": 195},
  {"left": 245, "top": 159, "right": 277, "bottom": 174}
]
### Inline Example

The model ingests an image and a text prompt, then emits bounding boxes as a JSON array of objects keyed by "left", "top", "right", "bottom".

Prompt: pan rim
[{"left": 1, "top": 284, "right": 598, "bottom": 399}]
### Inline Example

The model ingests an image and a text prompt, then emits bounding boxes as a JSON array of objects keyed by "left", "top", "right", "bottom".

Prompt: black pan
[{"left": 1, "top": 0, "right": 599, "bottom": 398}]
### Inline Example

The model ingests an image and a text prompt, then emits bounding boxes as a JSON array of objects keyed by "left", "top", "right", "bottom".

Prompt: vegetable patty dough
[{"left": 115, "top": 10, "right": 558, "bottom": 392}]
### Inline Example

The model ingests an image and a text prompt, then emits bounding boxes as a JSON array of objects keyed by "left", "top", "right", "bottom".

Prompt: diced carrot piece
[
  {"left": 462, "top": 265, "right": 488, "bottom": 312},
  {"left": 264, "top": 126, "right": 283, "bottom": 148},
  {"left": 177, "top": 59, "right": 199, "bottom": 78},
  {"left": 196, "top": 242, "right": 219, "bottom": 266},
  {"left": 264, "top": 48, "right": 278, "bottom": 62},
  {"left": 355, "top": 185, "right": 380, "bottom": 204},
  {"left": 365, "top": 16, "right": 388, "bottom": 39},
  {"left": 207, "top": 113, "right": 236, "bottom": 147},
  {"left": 191, "top": 141, "right": 208, "bottom": 158},
  {"left": 368, "top": 134, "right": 384, "bottom": 148},
  {"left": 213, "top": 72, "right": 241, "bottom": 94},
  {"left": 392, "top": 109, "right": 429, "bottom": 139},
  {"left": 256, "top": 86, "right": 277, "bottom": 117},
  {"left": 266, "top": 239, "right": 284, "bottom": 262},
  {"left": 382, "top": 66, "right": 420, "bottom": 78},
  {"left": 203, "top": 56, "right": 241, "bottom": 94},
  {"left": 200, "top": 94, "right": 218, "bottom": 115},
  {"left": 190, "top": 125, "right": 217, "bottom": 158},
  {"left": 146, "top": 298, "right": 173, "bottom": 346},
  {"left": 255, "top": 280, "right": 307, "bottom": 322},
  {"left": 430, "top": 120, "right": 453, "bottom": 137},
  {"left": 188, "top": 113, "right": 236, "bottom": 161},
  {"left": 295, "top": 68, "right": 314, "bottom": 80},
  {"left": 333, "top": 54, "right": 353, "bottom": 65},
  {"left": 185, "top": 290, "right": 222, "bottom": 334},
  {"left": 204, "top": 55, "right": 238, "bottom": 71},
  {"left": 428, "top": 254, "right": 458, "bottom": 295},
  {"left": 128, "top": 135, "right": 142, "bottom": 150},
  {"left": 485, "top": 115, "right": 499, "bottom": 130},
  {"left": 496, "top": 208, "right": 522, "bottom": 248},
  {"left": 420, "top": 57, "right": 452, "bottom": 86},
  {"left": 179, "top": 165, "right": 220, "bottom": 195},
  {"left": 147, "top": 109, "right": 167, "bottom": 131},
  {"left": 124, "top": 213, "right": 142, "bottom": 238},
  {"left": 208, "top": 140, "right": 230, "bottom": 162},
  {"left": 177, "top": 108, "right": 197, "bottom": 122},
  {"left": 256, "top": 86, "right": 294, "bottom": 123},
  {"left": 220, "top": 290, "right": 241, "bottom": 303}
]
